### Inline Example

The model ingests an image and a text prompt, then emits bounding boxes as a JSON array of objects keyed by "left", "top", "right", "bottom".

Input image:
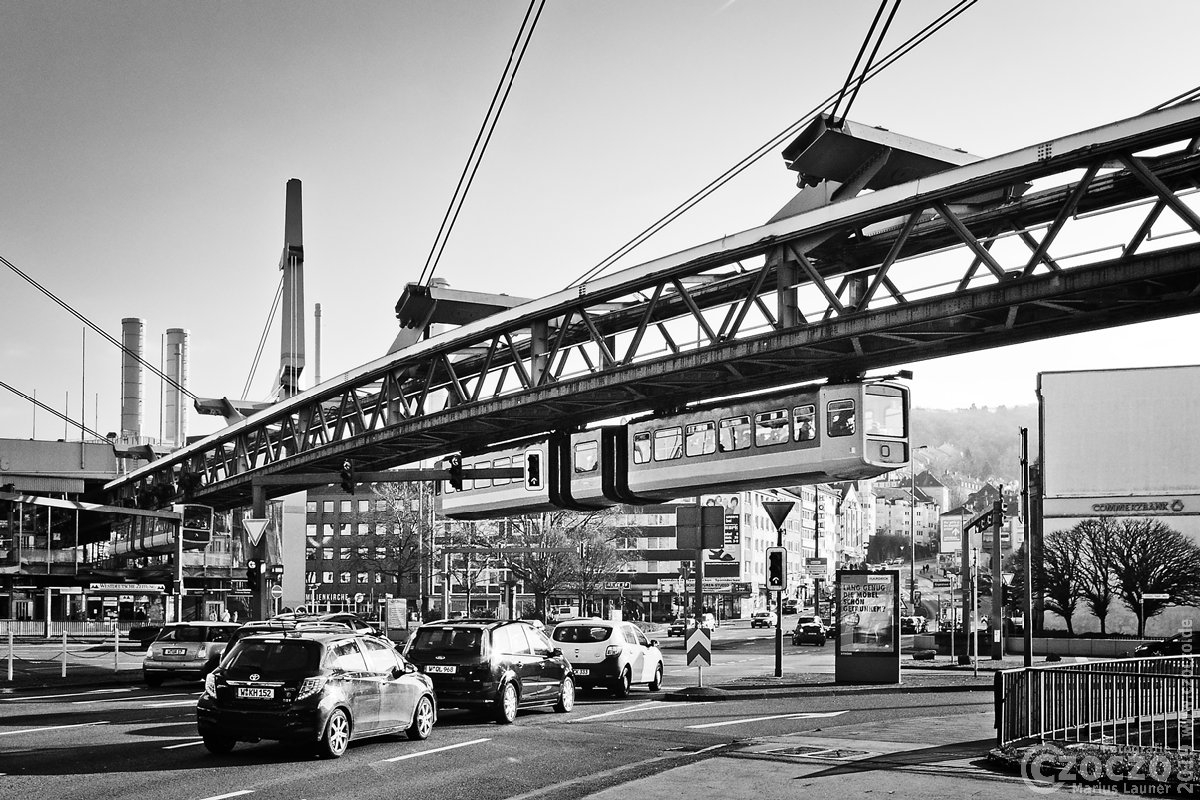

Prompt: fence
[
  {"left": 996, "top": 655, "right": 1200, "bottom": 750},
  {"left": 0, "top": 619, "right": 139, "bottom": 639}
]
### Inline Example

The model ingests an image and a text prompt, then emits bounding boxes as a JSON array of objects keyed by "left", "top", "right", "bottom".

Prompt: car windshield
[
  {"left": 552, "top": 625, "right": 612, "bottom": 644},
  {"left": 409, "top": 627, "right": 483, "bottom": 655},
  {"left": 223, "top": 639, "right": 322, "bottom": 679}
]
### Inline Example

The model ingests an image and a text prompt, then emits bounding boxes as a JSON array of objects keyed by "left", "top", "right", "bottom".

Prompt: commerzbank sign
[
  {"left": 1090, "top": 500, "right": 1186, "bottom": 514},
  {"left": 1044, "top": 495, "right": 1197, "bottom": 519}
]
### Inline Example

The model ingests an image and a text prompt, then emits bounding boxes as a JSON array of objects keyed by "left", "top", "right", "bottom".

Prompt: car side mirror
[
  {"left": 550, "top": 647, "right": 563, "bottom": 658},
  {"left": 649, "top": 639, "right": 660, "bottom": 647}
]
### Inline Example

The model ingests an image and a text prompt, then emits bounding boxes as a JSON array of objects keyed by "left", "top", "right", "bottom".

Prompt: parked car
[
  {"left": 196, "top": 628, "right": 436, "bottom": 758},
  {"left": 750, "top": 611, "right": 774, "bottom": 629},
  {"left": 666, "top": 617, "right": 690, "bottom": 637},
  {"left": 404, "top": 619, "right": 574, "bottom": 723},
  {"left": 224, "top": 618, "right": 356, "bottom": 655},
  {"left": 551, "top": 619, "right": 664, "bottom": 696},
  {"left": 792, "top": 621, "right": 826, "bottom": 646},
  {"left": 143, "top": 622, "right": 240, "bottom": 686},
  {"left": 1131, "top": 633, "right": 1194, "bottom": 657},
  {"left": 781, "top": 599, "right": 798, "bottom": 614}
]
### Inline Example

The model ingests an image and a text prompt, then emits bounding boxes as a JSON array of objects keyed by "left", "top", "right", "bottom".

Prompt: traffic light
[
  {"left": 447, "top": 455, "right": 463, "bottom": 491},
  {"left": 268, "top": 564, "right": 285, "bottom": 582},
  {"left": 1002, "top": 583, "right": 1014, "bottom": 607},
  {"left": 246, "top": 559, "right": 261, "bottom": 585},
  {"left": 766, "top": 546, "right": 787, "bottom": 591},
  {"left": 339, "top": 460, "right": 356, "bottom": 494},
  {"left": 524, "top": 450, "right": 542, "bottom": 489}
]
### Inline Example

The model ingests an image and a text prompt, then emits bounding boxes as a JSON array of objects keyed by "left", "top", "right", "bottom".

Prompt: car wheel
[
  {"left": 145, "top": 674, "right": 164, "bottom": 688},
  {"left": 202, "top": 735, "right": 236, "bottom": 755},
  {"left": 317, "top": 708, "right": 351, "bottom": 758},
  {"left": 407, "top": 695, "right": 435, "bottom": 740},
  {"left": 494, "top": 682, "right": 519, "bottom": 724},
  {"left": 611, "top": 668, "right": 631, "bottom": 698},
  {"left": 554, "top": 676, "right": 575, "bottom": 713},
  {"left": 647, "top": 663, "right": 663, "bottom": 692}
]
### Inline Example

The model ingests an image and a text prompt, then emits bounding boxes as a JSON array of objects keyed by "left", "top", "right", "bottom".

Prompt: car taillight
[
  {"left": 203, "top": 673, "right": 216, "bottom": 698},
  {"left": 296, "top": 676, "right": 327, "bottom": 700},
  {"left": 605, "top": 645, "right": 621, "bottom": 657}
]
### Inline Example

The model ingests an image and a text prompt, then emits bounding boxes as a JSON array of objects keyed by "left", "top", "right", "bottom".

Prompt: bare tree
[
  {"left": 496, "top": 512, "right": 583, "bottom": 619},
  {"left": 332, "top": 483, "right": 430, "bottom": 613},
  {"left": 1074, "top": 518, "right": 1121, "bottom": 635},
  {"left": 1040, "top": 526, "right": 1085, "bottom": 635},
  {"left": 440, "top": 520, "right": 498, "bottom": 617},
  {"left": 1110, "top": 518, "right": 1200, "bottom": 637}
]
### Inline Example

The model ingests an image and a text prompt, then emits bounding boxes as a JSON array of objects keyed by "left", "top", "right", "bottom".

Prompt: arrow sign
[
  {"left": 686, "top": 627, "right": 712, "bottom": 667},
  {"left": 243, "top": 518, "right": 269, "bottom": 546}
]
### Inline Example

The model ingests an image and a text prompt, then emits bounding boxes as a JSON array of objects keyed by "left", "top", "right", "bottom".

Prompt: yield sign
[
  {"left": 243, "top": 518, "right": 269, "bottom": 547},
  {"left": 686, "top": 627, "right": 712, "bottom": 667}
]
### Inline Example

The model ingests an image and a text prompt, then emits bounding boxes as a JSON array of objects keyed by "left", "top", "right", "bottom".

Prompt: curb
[{"left": 664, "top": 681, "right": 993, "bottom": 701}]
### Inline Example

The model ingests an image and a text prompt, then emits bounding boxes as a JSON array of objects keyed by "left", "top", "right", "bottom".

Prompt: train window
[
  {"left": 493, "top": 456, "right": 511, "bottom": 486},
  {"left": 755, "top": 409, "right": 790, "bottom": 447},
  {"left": 718, "top": 416, "right": 751, "bottom": 452},
  {"left": 864, "top": 388, "right": 905, "bottom": 437},
  {"left": 685, "top": 421, "right": 716, "bottom": 457},
  {"left": 473, "top": 461, "right": 491, "bottom": 489},
  {"left": 574, "top": 441, "right": 599, "bottom": 473},
  {"left": 827, "top": 399, "right": 856, "bottom": 437},
  {"left": 633, "top": 432, "right": 652, "bottom": 464},
  {"left": 654, "top": 427, "right": 683, "bottom": 461},
  {"left": 793, "top": 405, "right": 817, "bottom": 441}
]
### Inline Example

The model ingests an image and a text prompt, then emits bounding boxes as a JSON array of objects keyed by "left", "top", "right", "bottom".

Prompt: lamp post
[{"left": 909, "top": 445, "right": 928, "bottom": 610}]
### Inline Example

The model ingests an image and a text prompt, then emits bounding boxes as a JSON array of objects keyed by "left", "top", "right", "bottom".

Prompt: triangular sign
[
  {"left": 762, "top": 501, "right": 795, "bottom": 531},
  {"left": 244, "top": 518, "right": 269, "bottom": 546}
]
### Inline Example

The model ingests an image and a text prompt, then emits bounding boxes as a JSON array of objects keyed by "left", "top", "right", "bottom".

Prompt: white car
[{"left": 551, "top": 619, "right": 665, "bottom": 697}]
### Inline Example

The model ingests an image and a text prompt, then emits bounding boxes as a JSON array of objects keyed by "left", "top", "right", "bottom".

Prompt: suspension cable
[
  {"left": 0, "top": 379, "right": 108, "bottom": 441},
  {"left": 833, "top": 0, "right": 903, "bottom": 128},
  {"left": 242, "top": 274, "right": 284, "bottom": 400},
  {"left": 828, "top": 0, "right": 890, "bottom": 126}
]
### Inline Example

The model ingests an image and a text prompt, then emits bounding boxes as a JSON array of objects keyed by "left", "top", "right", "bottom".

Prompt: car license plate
[
  {"left": 163, "top": 648, "right": 187, "bottom": 656},
  {"left": 424, "top": 665, "right": 456, "bottom": 674},
  {"left": 573, "top": 668, "right": 589, "bottom": 676},
  {"left": 236, "top": 687, "right": 274, "bottom": 699}
]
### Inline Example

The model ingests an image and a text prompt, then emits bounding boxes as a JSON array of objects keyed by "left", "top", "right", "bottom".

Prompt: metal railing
[{"left": 996, "top": 655, "right": 1200, "bottom": 750}]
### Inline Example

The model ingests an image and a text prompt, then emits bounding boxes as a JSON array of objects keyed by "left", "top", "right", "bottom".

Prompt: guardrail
[{"left": 996, "top": 655, "right": 1200, "bottom": 750}]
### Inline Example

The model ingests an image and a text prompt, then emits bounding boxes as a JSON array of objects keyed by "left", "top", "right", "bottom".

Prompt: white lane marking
[
  {"left": 0, "top": 720, "right": 111, "bottom": 736},
  {"left": 686, "top": 710, "right": 848, "bottom": 729},
  {"left": 163, "top": 738, "right": 207, "bottom": 750},
  {"left": 72, "top": 692, "right": 194, "bottom": 705},
  {"left": 2, "top": 688, "right": 133, "bottom": 702},
  {"left": 570, "top": 700, "right": 712, "bottom": 723},
  {"left": 382, "top": 737, "right": 491, "bottom": 762},
  {"left": 145, "top": 699, "right": 200, "bottom": 708},
  {"left": 198, "top": 792, "right": 254, "bottom": 800}
]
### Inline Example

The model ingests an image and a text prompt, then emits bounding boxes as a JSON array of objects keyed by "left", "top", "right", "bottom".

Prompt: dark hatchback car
[
  {"left": 1132, "top": 633, "right": 1195, "bottom": 657},
  {"left": 791, "top": 621, "right": 827, "bottom": 646},
  {"left": 404, "top": 619, "right": 574, "bottom": 723},
  {"left": 197, "top": 629, "right": 436, "bottom": 758}
]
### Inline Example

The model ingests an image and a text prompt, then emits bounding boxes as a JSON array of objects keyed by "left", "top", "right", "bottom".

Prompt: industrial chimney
[
  {"left": 120, "top": 318, "right": 144, "bottom": 439},
  {"left": 164, "top": 327, "right": 190, "bottom": 447}
]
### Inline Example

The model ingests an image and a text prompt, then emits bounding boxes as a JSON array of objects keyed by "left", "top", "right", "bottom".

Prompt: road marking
[
  {"left": 145, "top": 699, "right": 200, "bottom": 708},
  {"left": 0, "top": 720, "right": 111, "bottom": 736},
  {"left": 163, "top": 738, "right": 207, "bottom": 750},
  {"left": 686, "top": 710, "right": 848, "bottom": 729},
  {"left": 199, "top": 792, "right": 254, "bottom": 800},
  {"left": 2, "top": 688, "right": 133, "bottom": 702},
  {"left": 382, "top": 737, "right": 491, "bottom": 762},
  {"left": 72, "top": 692, "right": 193, "bottom": 705},
  {"left": 570, "top": 700, "right": 712, "bottom": 722}
]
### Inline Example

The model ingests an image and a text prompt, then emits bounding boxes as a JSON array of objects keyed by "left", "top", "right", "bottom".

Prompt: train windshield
[
  {"left": 863, "top": 387, "right": 906, "bottom": 437},
  {"left": 181, "top": 505, "right": 213, "bottom": 531}
]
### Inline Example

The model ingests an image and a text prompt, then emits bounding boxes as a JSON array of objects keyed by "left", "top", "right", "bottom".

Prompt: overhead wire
[
  {"left": 0, "top": 378, "right": 108, "bottom": 441},
  {"left": 1148, "top": 83, "right": 1200, "bottom": 113},
  {"left": 417, "top": 0, "right": 547, "bottom": 287},
  {"left": 0, "top": 252, "right": 196, "bottom": 399},
  {"left": 565, "top": 0, "right": 979, "bottom": 290},
  {"left": 832, "top": 0, "right": 903, "bottom": 128},
  {"left": 828, "top": 0, "right": 890, "bottom": 126},
  {"left": 242, "top": 274, "right": 285, "bottom": 400}
]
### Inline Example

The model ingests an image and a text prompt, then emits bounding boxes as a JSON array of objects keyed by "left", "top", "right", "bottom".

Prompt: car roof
[
  {"left": 421, "top": 618, "right": 531, "bottom": 629},
  {"left": 164, "top": 621, "right": 239, "bottom": 628},
  {"left": 238, "top": 627, "right": 384, "bottom": 644}
]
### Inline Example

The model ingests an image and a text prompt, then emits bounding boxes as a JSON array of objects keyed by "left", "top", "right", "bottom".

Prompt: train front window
[
  {"left": 654, "top": 427, "right": 683, "bottom": 461},
  {"left": 718, "top": 416, "right": 751, "bottom": 452},
  {"left": 755, "top": 409, "right": 790, "bottom": 447},
  {"left": 827, "top": 400, "right": 856, "bottom": 437},
  {"left": 633, "top": 432, "right": 652, "bottom": 464},
  {"left": 793, "top": 405, "right": 816, "bottom": 441},
  {"left": 864, "top": 388, "right": 905, "bottom": 437},
  {"left": 574, "top": 442, "right": 599, "bottom": 473},
  {"left": 493, "top": 457, "right": 510, "bottom": 486},
  {"left": 685, "top": 421, "right": 716, "bottom": 457}
]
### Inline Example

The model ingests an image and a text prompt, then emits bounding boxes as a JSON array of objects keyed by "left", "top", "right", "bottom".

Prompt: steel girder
[{"left": 105, "top": 103, "right": 1200, "bottom": 512}]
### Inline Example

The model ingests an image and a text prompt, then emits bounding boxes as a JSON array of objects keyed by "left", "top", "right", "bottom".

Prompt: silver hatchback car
[{"left": 143, "top": 622, "right": 240, "bottom": 686}]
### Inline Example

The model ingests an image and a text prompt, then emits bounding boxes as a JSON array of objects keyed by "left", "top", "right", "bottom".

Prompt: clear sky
[{"left": 2, "top": 0, "right": 1198, "bottom": 443}]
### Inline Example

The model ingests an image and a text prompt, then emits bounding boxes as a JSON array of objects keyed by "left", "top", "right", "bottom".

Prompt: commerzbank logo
[{"left": 1090, "top": 499, "right": 1186, "bottom": 514}]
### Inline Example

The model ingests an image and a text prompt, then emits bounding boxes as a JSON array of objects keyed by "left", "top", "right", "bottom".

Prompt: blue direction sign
[{"left": 686, "top": 627, "right": 712, "bottom": 667}]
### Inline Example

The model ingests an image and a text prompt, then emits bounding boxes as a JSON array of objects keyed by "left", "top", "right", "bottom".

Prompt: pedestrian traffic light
[
  {"left": 766, "top": 547, "right": 787, "bottom": 591},
  {"left": 246, "top": 559, "right": 261, "bottom": 584},
  {"left": 446, "top": 455, "right": 463, "bottom": 491},
  {"left": 339, "top": 460, "right": 355, "bottom": 494},
  {"left": 1002, "top": 583, "right": 1013, "bottom": 607}
]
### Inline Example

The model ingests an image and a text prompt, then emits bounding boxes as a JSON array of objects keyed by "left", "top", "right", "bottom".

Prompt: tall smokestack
[
  {"left": 120, "top": 318, "right": 144, "bottom": 439},
  {"left": 279, "top": 178, "right": 305, "bottom": 398},
  {"left": 164, "top": 327, "right": 190, "bottom": 447}
]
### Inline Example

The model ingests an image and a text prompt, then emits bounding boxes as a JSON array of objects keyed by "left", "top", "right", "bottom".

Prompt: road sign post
[
  {"left": 762, "top": 501, "right": 795, "bottom": 679},
  {"left": 686, "top": 626, "right": 712, "bottom": 687}
]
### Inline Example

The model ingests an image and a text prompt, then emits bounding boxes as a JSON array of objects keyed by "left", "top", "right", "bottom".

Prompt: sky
[{"left": 2, "top": 0, "right": 1199, "bottom": 444}]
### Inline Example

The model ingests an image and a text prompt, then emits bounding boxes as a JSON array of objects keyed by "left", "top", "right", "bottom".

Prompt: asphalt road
[{"left": 0, "top": 622, "right": 995, "bottom": 800}]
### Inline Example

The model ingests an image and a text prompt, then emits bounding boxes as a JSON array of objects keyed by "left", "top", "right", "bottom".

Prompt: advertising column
[{"left": 834, "top": 570, "right": 901, "bottom": 684}]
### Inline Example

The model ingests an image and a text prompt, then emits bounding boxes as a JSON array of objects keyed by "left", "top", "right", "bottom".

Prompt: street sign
[
  {"left": 269, "top": 584, "right": 284, "bottom": 599},
  {"left": 243, "top": 518, "right": 269, "bottom": 546},
  {"left": 1143, "top": 593, "right": 1171, "bottom": 600},
  {"left": 686, "top": 627, "right": 712, "bottom": 667}
]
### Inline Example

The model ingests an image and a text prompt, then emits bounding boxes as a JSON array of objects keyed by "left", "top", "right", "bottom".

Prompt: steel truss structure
[{"left": 107, "top": 103, "right": 1200, "bottom": 511}]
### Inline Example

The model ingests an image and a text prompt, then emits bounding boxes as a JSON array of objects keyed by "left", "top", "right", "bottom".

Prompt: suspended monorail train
[
  {"left": 109, "top": 503, "right": 216, "bottom": 557},
  {"left": 439, "top": 380, "right": 909, "bottom": 520}
]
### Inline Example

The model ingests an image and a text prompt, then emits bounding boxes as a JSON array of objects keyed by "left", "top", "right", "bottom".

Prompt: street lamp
[{"left": 909, "top": 445, "right": 929, "bottom": 609}]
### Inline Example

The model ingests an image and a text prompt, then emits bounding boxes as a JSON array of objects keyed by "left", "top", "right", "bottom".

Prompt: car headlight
[
  {"left": 296, "top": 676, "right": 328, "bottom": 701},
  {"left": 203, "top": 673, "right": 216, "bottom": 698}
]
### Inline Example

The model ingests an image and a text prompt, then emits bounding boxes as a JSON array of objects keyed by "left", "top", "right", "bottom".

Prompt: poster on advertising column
[{"left": 834, "top": 570, "right": 900, "bottom": 684}]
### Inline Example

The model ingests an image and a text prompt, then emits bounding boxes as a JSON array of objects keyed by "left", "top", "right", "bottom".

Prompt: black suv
[
  {"left": 404, "top": 619, "right": 574, "bottom": 723},
  {"left": 197, "top": 629, "right": 436, "bottom": 758}
]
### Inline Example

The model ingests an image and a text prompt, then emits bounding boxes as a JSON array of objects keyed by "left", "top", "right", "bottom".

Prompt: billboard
[{"left": 835, "top": 572, "right": 899, "bottom": 655}]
